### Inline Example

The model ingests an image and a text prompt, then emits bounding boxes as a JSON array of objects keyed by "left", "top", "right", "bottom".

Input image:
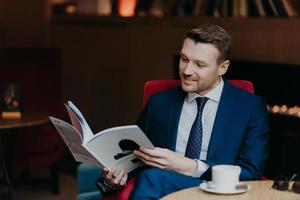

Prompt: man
[{"left": 102, "top": 23, "right": 269, "bottom": 199}]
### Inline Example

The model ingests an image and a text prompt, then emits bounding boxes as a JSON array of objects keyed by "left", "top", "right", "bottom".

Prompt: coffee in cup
[{"left": 209, "top": 164, "right": 241, "bottom": 191}]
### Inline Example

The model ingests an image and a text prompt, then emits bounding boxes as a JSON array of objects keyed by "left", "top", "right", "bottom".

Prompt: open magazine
[{"left": 49, "top": 101, "right": 154, "bottom": 173}]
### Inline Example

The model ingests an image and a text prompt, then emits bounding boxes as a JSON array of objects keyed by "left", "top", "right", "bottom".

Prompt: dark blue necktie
[{"left": 185, "top": 97, "right": 208, "bottom": 159}]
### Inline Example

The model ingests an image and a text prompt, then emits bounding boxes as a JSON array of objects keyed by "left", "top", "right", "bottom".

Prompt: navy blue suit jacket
[{"left": 137, "top": 80, "right": 269, "bottom": 181}]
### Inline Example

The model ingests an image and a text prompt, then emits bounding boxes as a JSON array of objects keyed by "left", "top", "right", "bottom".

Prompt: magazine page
[
  {"left": 49, "top": 117, "right": 103, "bottom": 168},
  {"left": 65, "top": 104, "right": 84, "bottom": 139},
  {"left": 84, "top": 125, "right": 154, "bottom": 173},
  {"left": 67, "top": 101, "right": 94, "bottom": 144}
]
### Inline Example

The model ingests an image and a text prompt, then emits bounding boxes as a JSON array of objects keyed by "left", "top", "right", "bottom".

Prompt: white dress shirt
[{"left": 176, "top": 78, "right": 224, "bottom": 177}]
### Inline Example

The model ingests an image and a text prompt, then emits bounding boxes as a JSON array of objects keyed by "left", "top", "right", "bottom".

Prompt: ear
[{"left": 218, "top": 60, "right": 230, "bottom": 76}]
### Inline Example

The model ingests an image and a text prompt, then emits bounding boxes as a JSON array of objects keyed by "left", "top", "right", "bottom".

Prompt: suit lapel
[
  {"left": 207, "top": 81, "right": 234, "bottom": 159},
  {"left": 168, "top": 88, "right": 185, "bottom": 151}
]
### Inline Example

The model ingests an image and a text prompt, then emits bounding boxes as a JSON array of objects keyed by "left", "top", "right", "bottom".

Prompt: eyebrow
[
  {"left": 180, "top": 53, "right": 187, "bottom": 58},
  {"left": 180, "top": 53, "right": 207, "bottom": 65}
]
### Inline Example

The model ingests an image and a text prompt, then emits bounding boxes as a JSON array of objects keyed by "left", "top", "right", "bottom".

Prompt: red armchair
[{"left": 103, "top": 79, "right": 254, "bottom": 200}]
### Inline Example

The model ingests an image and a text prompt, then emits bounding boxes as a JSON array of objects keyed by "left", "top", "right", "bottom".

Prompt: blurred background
[{"left": 1, "top": 0, "right": 300, "bottom": 199}]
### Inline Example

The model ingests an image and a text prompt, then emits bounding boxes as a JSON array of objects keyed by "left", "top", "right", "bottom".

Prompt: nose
[{"left": 183, "top": 62, "right": 193, "bottom": 75}]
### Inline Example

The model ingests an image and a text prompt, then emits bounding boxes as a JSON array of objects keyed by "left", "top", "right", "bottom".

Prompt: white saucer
[{"left": 199, "top": 182, "right": 250, "bottom": 194}]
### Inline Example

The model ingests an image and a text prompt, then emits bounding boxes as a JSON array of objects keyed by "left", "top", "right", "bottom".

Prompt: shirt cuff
[{"left": 192, "top": 159, "right": 209, "bottom": 178}]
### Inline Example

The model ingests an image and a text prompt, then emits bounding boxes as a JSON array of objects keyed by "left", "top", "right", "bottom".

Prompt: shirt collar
[{"left": 187, "top": 78, "right": 224, "bottom": 103}]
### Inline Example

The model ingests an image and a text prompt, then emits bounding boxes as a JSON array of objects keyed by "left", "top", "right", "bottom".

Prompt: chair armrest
[
  {"left": 76, "top": 191, "right": 102, "bottom": 200},
  {"left": 77, "top": 163, "right": 103, "bottom": 193}
]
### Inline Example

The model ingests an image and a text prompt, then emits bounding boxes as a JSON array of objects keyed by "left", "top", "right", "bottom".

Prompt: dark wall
[
  {"left": 265, "top": 114, "right": 300, "bottom": 178},
  {"left": 0, "top": 47, "right": 62, "bottom": 111},
  {"left": 225, "top": 60, "right": 300, "bottom": 106},
  {"left": 0, "top": 0, "right": 50, "bottom": 46}
]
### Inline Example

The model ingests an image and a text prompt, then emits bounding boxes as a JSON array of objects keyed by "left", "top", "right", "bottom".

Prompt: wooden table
[
  {"left": 0, "top": 112, "right": 49, "bottom": 130},
  {"left": 0, "top": 112, "right": 49, "bottom": 200},
  {"left": 161, "top": 181, "right": 300, "bottom": 200}
]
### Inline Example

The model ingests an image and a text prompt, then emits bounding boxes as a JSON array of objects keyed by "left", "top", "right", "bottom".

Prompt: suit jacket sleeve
[
  {"left": 202, "top": 96, "right": 270, "bottom": 181},
  {"left": 235, "top": 97, "right": 270, "bottom": 180}
]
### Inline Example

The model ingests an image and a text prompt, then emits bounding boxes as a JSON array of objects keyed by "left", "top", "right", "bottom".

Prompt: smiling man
[{"left": 102, "top": 24, "right": 270, "bottom": 200}]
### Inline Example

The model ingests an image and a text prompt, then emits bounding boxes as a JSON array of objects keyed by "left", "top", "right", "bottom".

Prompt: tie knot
[{"left": 195, "top": 97, "right": 208, "bottom": 111}]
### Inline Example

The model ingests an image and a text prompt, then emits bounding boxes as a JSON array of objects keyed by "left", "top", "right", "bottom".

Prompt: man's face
[{"left": 179, "top": 38, "right": 229, "bottom": 96}]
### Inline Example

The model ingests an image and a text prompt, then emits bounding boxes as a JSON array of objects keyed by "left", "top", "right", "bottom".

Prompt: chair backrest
[{"left": 143, "top": 79, "right": 254, "bottom": 107}]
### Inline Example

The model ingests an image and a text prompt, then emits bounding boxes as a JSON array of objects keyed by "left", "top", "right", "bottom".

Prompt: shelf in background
[{"left": 52, "top": 15, "right": 300, "bottom": 65}]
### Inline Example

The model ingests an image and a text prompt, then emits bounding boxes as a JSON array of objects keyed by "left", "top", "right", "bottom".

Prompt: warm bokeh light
[
  {"left": 271, "top": 105, "right": 280, "bottom": 113},
  {"left": 269, "top": 104, "right": 300, "bottom": 118},
  {"left": 118, "top": 0, "right": 137, "bottom": 17},
  {"left": 65, "top": 5, "right": 77, "bottom": 14},
  {"left": 280, "top": 105, "right": 288, "bottom": 112}
]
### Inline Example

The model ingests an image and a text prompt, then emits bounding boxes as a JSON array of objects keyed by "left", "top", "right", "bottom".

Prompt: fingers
[
  {"left": 105, "top": 167, "right": 116, "bottom": 181},
  {"left": 134, "top": 148, "right": 184, "bottom": 171},
  {"left": 134, "top": 148, "right": 168, "bottom": 162},
  {"left": 134, "top": 150, "right": 168, "bottom": 168},
  {"left": 102, "top": 168, "right": 109, "bottom": 177},
  {"left": 119, "top": 174, "right": 128, "bottom": 186},
  {"left": 139, "top": 147, "right": 165, "bottom": 158},
  {"left": 113, "top": 170, "right": 125, "bottom": 184},
  {"left": 134, "top": 149, "right": 162, "bottom": 161},
  {"left": 104, "top": 167, "right": 128, "bottom": 187},
  {"left": 138, "top": 157, "right": 167, "bottom": 169}
]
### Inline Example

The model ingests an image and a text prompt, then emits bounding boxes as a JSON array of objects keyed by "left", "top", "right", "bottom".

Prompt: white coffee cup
[{"left": 209, "top": 165, "right": 241, "bottom": 191}]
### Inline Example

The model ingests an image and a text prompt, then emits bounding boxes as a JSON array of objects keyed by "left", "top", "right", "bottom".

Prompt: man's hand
[
  {"left": 102, "top": 167, "right": 128, "bottom": 189},
  {"left": 134, "top": 147, "right": 197, "bottom": 176}
]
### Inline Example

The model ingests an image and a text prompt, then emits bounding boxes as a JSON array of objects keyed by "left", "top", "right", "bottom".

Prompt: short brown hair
[{"left": 184, "top": 24, "right": 231, "bottom": 64}]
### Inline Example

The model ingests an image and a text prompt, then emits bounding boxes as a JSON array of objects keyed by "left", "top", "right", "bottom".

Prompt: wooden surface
[
  {"left": 0, "top": 111, "right": 50, "bottom": 200},
  {"left": 0, "top": 112, "right": 49, "bottom": 130},
  {"left": 161, "top": 181, "right": 300, "bottom": 200}
]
